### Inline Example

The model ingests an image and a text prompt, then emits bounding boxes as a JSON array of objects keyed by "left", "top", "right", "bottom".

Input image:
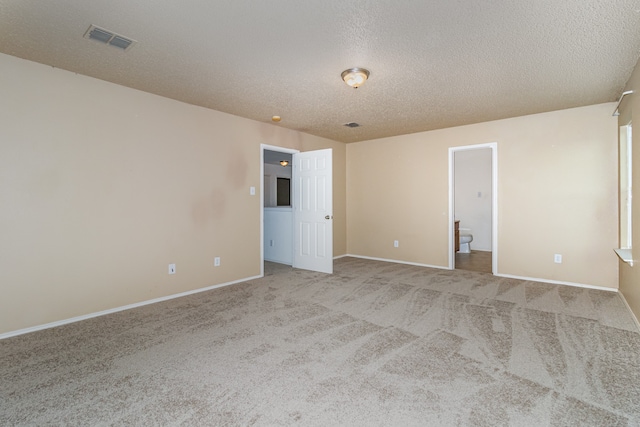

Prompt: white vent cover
[{"left": 83, "top": 25, "right": 136, "bottom": 51}]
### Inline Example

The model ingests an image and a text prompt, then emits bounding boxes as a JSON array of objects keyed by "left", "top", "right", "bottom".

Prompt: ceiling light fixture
[
  {"left": 280, "top": 160, "right": 289, "bottom": 167},
  {"left": 341, "top": 68, "right": 370, "bottom": 88}
]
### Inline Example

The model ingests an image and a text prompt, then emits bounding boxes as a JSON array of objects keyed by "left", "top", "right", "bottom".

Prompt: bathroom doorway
[{"left": 448, "top": 143, "right": 497, "bottom": 274}]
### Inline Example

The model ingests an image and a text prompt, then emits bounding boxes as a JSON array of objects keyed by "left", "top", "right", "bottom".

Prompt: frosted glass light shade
[{"left": 341, "top": 68, "right": 370, "bottom": 88}]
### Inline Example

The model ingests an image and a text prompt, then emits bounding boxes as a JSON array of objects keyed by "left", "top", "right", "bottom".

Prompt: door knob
[{"left": 325, "top": 215, "right": 332, "bottom": 220}]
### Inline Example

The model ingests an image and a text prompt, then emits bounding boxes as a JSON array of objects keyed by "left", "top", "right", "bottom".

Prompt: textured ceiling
[{"left": 1, "top": 1, "right": 640, "bottom": 143}]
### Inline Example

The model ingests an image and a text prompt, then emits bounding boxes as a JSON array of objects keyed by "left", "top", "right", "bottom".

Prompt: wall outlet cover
[{"left": 168, "top": 263, "right": 176, "bottom": 274}]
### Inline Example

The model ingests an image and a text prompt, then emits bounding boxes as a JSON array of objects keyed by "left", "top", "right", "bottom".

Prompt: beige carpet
[{"left": 1, "top": 257, "right": 639, "bottom": 426}]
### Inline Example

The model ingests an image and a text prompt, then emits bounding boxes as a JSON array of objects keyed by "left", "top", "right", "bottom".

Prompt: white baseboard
[
  {"left": 0, "top": 274, "right": 262, "bottom": 340},
  {"left": 3, "top": 258, "right": 627, "bottom": 339},
  {"left": 495, "top": 273, "right": 617, "bottom": 293},
  {"left": 618, "top": 291, "right": 640, "bottom": 333},
  {"left": 264, "top": 257, "right": 292, "bottom": 265},
  {"left": 344, "top": 254, "right": 617, "bottom": 293},
  {"left": 343, "top": 254, "right": 448, "bottom": 270}
]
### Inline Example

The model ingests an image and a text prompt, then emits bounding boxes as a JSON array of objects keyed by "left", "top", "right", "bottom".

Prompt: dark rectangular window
[{"left": 277, "top": 178, "right": 290, "bottom": 206}]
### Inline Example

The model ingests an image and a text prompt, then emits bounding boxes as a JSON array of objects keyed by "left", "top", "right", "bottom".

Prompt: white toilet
[{"left": 458, "top": 229, "right": 473, "bottom": 253}]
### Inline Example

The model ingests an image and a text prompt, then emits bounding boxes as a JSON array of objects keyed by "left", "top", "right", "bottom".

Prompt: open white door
[{"left": 292, "top": 149, "right": 333, "bottom": 274}]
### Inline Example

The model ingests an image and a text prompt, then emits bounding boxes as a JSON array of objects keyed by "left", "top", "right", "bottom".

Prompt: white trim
[
  {"left": 0, "top": 274, "right": 261, "bottom": 340},
  {"left": 448, "top": 142, "right": 498, "bottom": 274},
  {"left": 614, "top": 248, "right": 634, "bottom": 266},
  {"left": 345, "top": 254, "right": 448, "bottom": 270},
  {"left": 346, "top": 254, "right": 617, "bottom": 293},
  {"left": 448, "top": 150, "right": 454, "bottom": 269},
  {"left": 4, "top": 259, "right": 626, "bottom": 340},
  {"left": 613, "top": 90, "right": 634, "bottom": 116},
  {"left": 618, "top": 291, "right": 640, "bottom": 333},
  {"left": 260, "top": 144, "right": 299, "bottom": 277},
  {"left": 495, "top": 273, "right": 617, "bottom": 292},
  {"left": 619, "top": 123, "right": 633, "bottom": 250}
]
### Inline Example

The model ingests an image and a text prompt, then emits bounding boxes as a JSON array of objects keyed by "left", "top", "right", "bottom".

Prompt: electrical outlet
[
  {"left": 250, "top": 186, "right": 256, "bottom": 195},
  {"left": 554, "top": 254, "right": 562, "bottom": 264},
  {"left": 214, "top": 257, "right": 221, "bottom": 267},
  {"left": 394, "top": 240, "right": 399, "bottom": 248},
  {"left": 168, "top": 263, "right": 176, "bottom": 274}
]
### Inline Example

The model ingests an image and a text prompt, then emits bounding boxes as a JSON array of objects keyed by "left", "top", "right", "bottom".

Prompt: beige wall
[
  {"left": 0, "top": 53, "right": 346, "bottom": 335},
  {"left": 347, "top": 103, "right": 618, "bottom": 288},
  {"left": 0, "top": 48, "right": 623, "bottom": 335},
  {"left": 618, "top": 56, "right": 640, "bottom": 321}
]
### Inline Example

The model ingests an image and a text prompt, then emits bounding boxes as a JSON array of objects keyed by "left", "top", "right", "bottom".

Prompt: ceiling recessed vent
[
  {"left": 344, "top": 122, "right": 360, "bottom": 128},
  {"left": 84, "top": 25, "right": 136, "bottom": 51}
]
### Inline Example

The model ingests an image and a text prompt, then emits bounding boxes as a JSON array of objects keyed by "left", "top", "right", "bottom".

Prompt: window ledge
[{"left": 615, "top": 248, "right": 634, "bottom": 266}]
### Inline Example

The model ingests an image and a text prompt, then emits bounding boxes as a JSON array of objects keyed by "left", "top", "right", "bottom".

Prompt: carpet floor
[{"left": 1, "top": 257, "right": 639, "bottom": 426}]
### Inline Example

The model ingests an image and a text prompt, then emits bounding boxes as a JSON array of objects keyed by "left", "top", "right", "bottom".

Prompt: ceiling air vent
[
  {"left": 84, "top": 25, "right": 136, "bottom": 51},
  {"left": 344, "top": 122, "right": 360, "bottom": 128}
]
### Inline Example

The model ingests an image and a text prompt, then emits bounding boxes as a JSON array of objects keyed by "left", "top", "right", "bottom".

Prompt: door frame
[
  {"left": 448, "top": 142, "right": 498, "bottom": 274},
  {"left": 260, "top": 144, "right": 299, "bottom": 277}
]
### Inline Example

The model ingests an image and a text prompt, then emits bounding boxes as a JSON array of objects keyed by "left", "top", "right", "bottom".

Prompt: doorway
[
  {"left": 260, "top": 145, "right": 334, "bottom": 276},
  {"left": 448, "top": 143, "right": 498, "bottom": 274},
  {"left": 261, "top": 145, "right": 298, "bottom": 277}
]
